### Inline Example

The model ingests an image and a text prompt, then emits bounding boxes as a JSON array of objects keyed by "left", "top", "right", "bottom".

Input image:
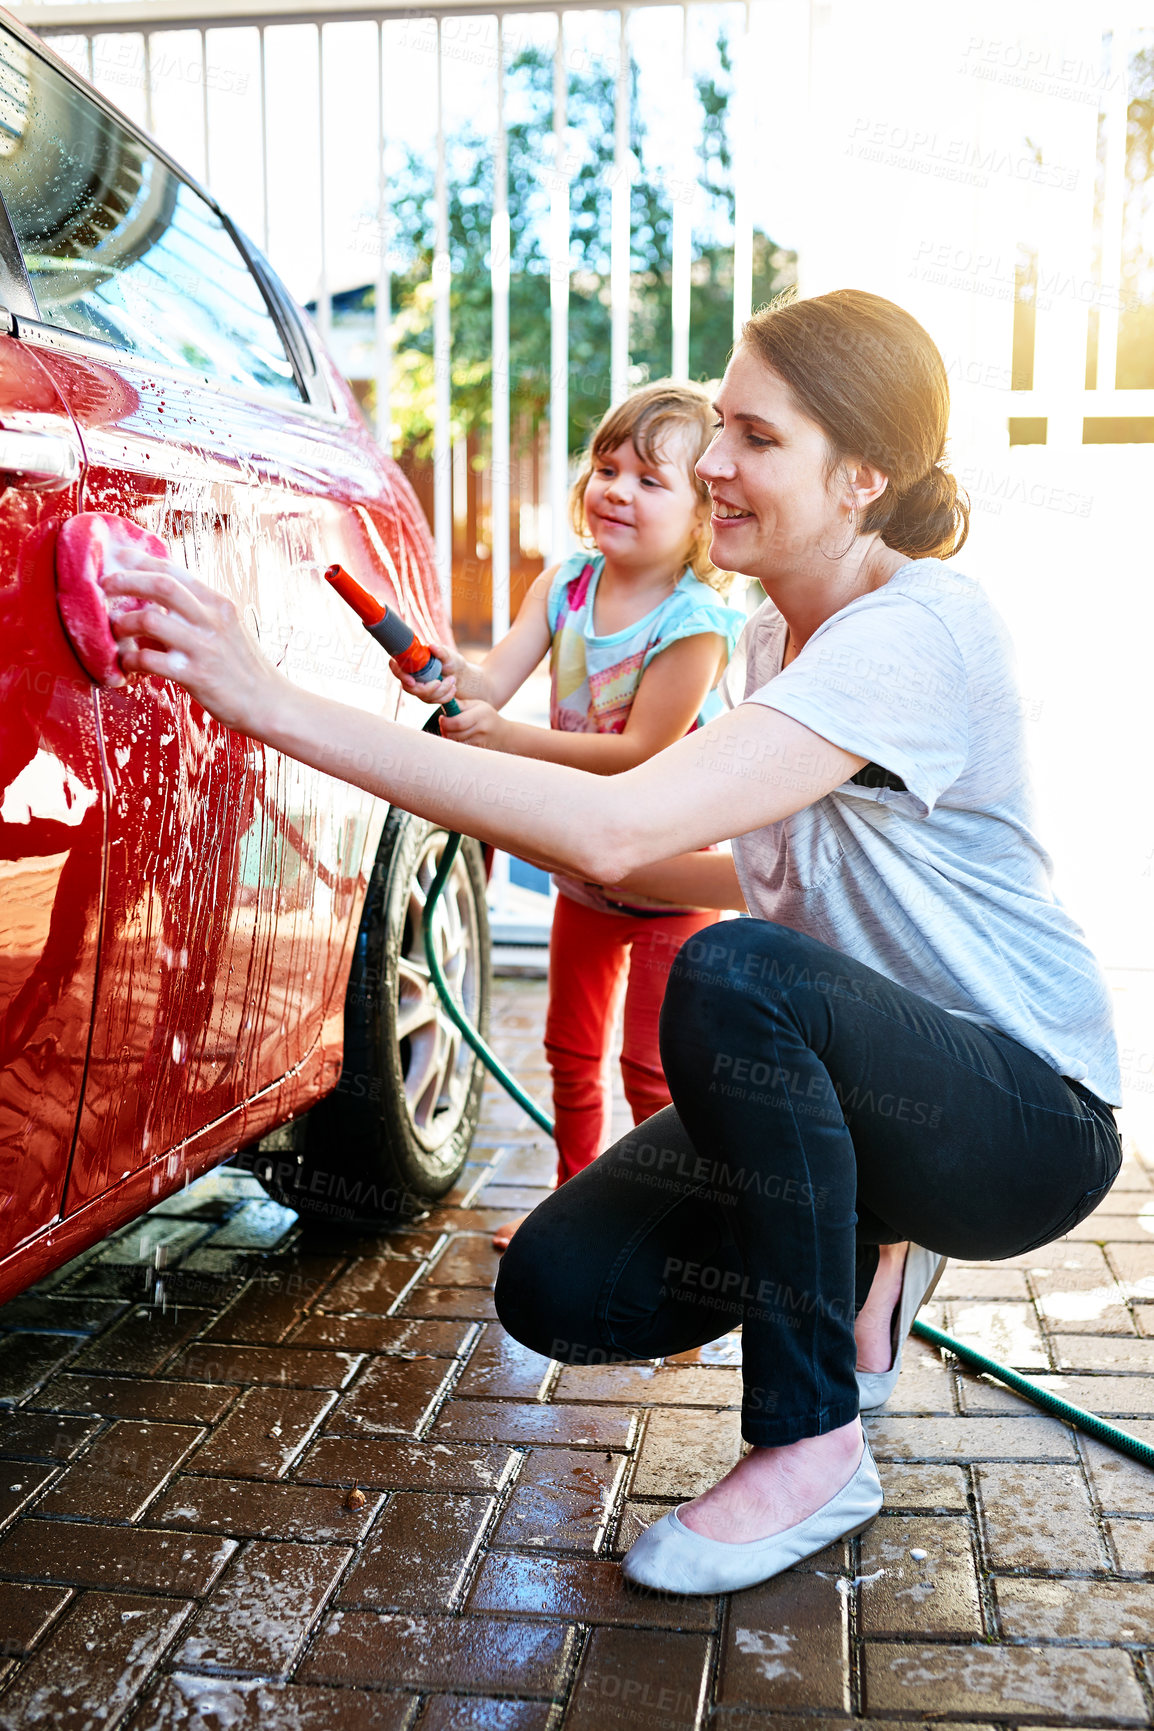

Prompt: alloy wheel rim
[{"left": 395, "top": 831, "right": 483, "bottom": 1157}]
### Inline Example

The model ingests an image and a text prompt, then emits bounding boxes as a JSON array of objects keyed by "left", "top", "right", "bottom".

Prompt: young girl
[{"left": 392, "top": 382, "right": 744, "bottom": 1248}]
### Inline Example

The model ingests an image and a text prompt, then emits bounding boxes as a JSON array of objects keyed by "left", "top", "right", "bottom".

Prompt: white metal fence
[{"left": 16, "top": 3, "right": 1150, "bottom": 562}]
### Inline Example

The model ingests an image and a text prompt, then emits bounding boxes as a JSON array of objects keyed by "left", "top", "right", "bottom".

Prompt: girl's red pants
[{"left": 544, "top": 892, "right": 719, "bottom": 1185}]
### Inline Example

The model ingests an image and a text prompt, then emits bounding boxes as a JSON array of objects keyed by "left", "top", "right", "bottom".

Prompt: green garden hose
[
  {"left": 913, "top": 1317, "right": 1154, "bottom": 1469},
  {"left": 417, "top": 704, "right": 553, "bottom": 1134},
  {"left": 421, "top": 796, "right": 1151, "bottom": 1474},
  {"left": 424, "top": 828, "right": 555, "bottom": 1137}
]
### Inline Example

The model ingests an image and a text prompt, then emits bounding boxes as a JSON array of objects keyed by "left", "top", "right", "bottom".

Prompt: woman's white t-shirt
[{"left": 719, "top": 559, "right": 1122, "bottom": 1105}]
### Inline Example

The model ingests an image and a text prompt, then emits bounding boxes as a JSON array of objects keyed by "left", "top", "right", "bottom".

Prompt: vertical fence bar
[
  {"left": 1030, "top": 17, "right": 1100, "bottom": 449},
  {"left": 491, "top": 16, "right": 511, "bottom": 643},
  {"left": 200, "top": 28, "right": 210, "bottom": 186},
  {"left": 670, "top": 2, "right": 691, "bottom": 379},
  {"left": 433, "top": 17, "right": 453, "bottom": 613},
  {"left": 731, "top": 0, "right": 752, "bottom": 342},
  {"left": 375, "top": 20, "right": 393, "bottom": 449},
  {"left": 142, "top": 31, "right": 153, "bottom": 132},
  {"left": 1095, "top": 26, "right": 1129, "bottom": 393},
  {"left": 258, "top": 26, "right": 270, "bottom": 253},
  {"left": 610, "top": 6, "right": 630, "bottom": 405},
  {"left": 316, "top": 24, "right": 332, "bottom": 341},
  {"left": 549, "top": 10, "right": 570, "bottom": 563}
]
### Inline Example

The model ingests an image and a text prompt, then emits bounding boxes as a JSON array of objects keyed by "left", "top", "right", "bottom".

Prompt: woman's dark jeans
[{"left": 496, "top": 920, "right": 1122, "bottom": 1446}]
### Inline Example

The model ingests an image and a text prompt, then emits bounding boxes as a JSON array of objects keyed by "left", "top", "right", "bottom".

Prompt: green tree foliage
[{"left": 379, "top": 35, "right": 795, "bottom": 456}]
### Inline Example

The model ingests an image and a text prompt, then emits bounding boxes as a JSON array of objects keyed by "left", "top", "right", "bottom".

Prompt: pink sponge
[{"left": 56, "top": 512, "right": 169, "bottom": 688}]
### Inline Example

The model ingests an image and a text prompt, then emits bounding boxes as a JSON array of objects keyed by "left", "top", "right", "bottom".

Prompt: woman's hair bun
[{"left": 882, "top": 463, "right": 970, "bottom": 561}]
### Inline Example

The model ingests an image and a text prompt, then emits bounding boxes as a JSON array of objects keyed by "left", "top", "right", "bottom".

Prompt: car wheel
[{"left": 254, "top": 808, "right": 491, "bottom": 1228}]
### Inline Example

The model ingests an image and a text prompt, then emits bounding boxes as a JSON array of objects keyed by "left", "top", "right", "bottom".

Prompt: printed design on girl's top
[
  {"left": 550, "top": 563, "right": 596, "bottom": 717},
  {"left": 589, "top": 651, "right": 646, "bottom": 731}
]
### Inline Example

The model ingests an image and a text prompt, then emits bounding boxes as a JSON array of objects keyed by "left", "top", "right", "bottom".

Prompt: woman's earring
[
  {"left": 820, "top": 496, "right": 860, "bottom": 562},
  {"left": 829, "top": 500, "right": 858, "bottom": 560}
]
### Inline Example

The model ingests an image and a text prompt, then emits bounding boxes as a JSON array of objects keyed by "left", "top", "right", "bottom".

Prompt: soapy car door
[
  {"left": 33, "top": 343, "right": 393, "bottom": 1210},
  {"left": 0, "top": 19, "right": 397, "bottom": 1206},
  {"left": 0, "top": 329, "right": 103, "bottom": 1259}
]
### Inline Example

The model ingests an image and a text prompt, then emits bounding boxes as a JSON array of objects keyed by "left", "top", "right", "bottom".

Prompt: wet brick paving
[{"left": 0, "top": 973, "right": 1153, "bottom": 1727}]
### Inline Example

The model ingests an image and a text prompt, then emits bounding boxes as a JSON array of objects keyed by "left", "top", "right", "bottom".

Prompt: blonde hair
[{"left": 569, "top": 381, "right": 735, "bottom": 594}]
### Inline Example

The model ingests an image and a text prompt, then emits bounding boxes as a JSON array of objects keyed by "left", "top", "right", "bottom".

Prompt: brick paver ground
[{"left": 1, "top": 973, "right": 1153, "bottom": 1727}]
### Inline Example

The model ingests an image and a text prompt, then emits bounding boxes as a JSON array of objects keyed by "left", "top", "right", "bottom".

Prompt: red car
[{"left": 0, "top": 9, "right": 490, "bottom": 1304}]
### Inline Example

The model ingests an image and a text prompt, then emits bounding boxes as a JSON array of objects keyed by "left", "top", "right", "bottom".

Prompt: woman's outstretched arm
[{"left": 107, "top": 565, "right": 864, "bottom": 883}]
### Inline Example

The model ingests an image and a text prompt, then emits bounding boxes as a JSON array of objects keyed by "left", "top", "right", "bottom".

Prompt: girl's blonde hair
[{"left": 569, "top": 381, "right": 735, "bottom": 594}]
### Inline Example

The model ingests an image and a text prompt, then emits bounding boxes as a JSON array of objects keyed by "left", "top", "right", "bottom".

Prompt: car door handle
[{"left": 0, "top": 428, "right": 81, "bottom": 490}]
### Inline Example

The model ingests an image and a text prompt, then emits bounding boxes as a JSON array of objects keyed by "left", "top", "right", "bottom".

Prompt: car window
[{"left": 0, "top": 27, "right": 302, "bottom": 402}]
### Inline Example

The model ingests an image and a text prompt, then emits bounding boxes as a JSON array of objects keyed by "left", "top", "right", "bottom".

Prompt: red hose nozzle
[
  {"left": 323, "top": 563, "right": 444, "bottom": 681},
  {"left": 324, "top": 562, "right": 385, "bottom": 627}
]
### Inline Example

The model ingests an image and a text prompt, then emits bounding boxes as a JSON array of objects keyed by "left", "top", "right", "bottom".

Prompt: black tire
[{"left": 254, "top": 808, "right": 491, "bottom": 1229}]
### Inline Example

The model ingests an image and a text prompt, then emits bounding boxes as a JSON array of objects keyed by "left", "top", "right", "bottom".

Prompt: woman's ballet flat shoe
[
  {"left": 620, "top": 1441, "right": 883, "bottom": 1595},
  {"left": 856, "top": 1244, "right": 948, "bottom": 1413}
]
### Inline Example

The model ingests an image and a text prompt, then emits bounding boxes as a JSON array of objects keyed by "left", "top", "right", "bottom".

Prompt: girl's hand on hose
[
  {"left": 389, "top": 639, "right": 462, "bottom": 706},
  {"left": 438, "top": 699, "right": 508, "bottom": 750},
  {"left": 104, "top": 559, "right": 287, "bottom": 736}
]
